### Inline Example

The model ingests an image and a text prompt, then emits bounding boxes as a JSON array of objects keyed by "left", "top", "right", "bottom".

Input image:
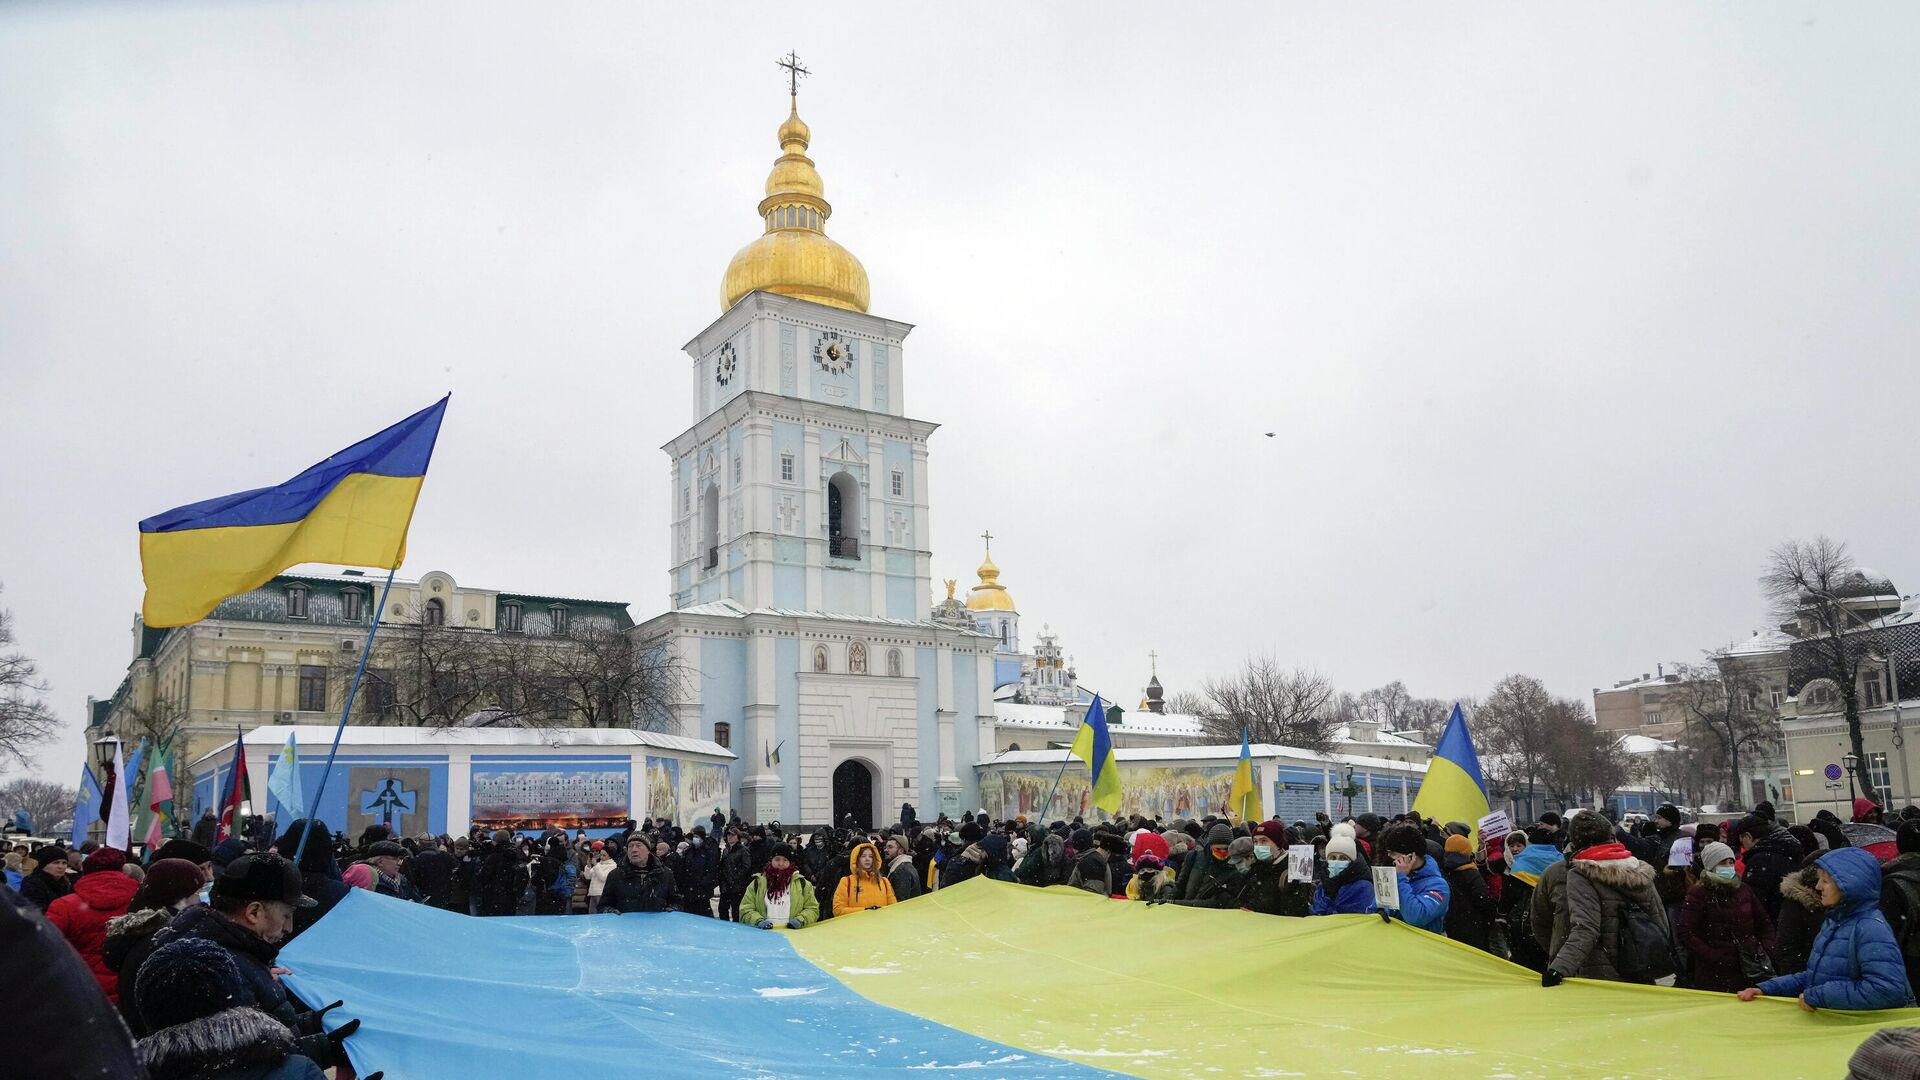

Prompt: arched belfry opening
[{"left": 827, "top": 471, "right": 860, "bottom": 559}]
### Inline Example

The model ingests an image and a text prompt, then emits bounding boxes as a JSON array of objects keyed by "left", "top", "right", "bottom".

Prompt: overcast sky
[{"left": 5, "top": 3, "right": 1918, "bottom": 785}]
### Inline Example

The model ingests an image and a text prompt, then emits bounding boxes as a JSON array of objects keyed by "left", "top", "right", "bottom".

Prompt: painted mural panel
[
  {"left": 349, "top": 766, "right": 434, "bottom": 839},
  {"left": 470, "top": 761, "right": 629, "bottom": 832},
  {"left": 991, "top": 764, "right": 1248, "bottom": 823},
  {"left": 645, "top": 756, "right": 679, "bottom": 824},
  {"left": 677, "top": 762, "right": 730, "bottom": 829}
]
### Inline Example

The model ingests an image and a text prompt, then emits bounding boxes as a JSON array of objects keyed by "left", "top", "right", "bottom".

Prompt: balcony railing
[{"left": 829, "top": 535, "right": 860, "bottom": 560}]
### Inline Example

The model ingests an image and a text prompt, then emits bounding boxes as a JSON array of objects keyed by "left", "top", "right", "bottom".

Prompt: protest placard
[
  {"left": 1373, "top": 866, "right": 1400, "bottom": 910},
  {"left": 1287, "top": 844, "right": 1315, "bottom": 883}
]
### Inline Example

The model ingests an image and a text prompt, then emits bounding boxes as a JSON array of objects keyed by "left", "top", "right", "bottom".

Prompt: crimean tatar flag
[
  {"left": 139, "top": 396, "right": 448, "bottom": 627},
  {"left": 1226, "top": 727, "right": 1262, "bottom": 823},
  {"left": 1070, "top": 695, "right": 1122, "bottom": 815},
  {"left": 267, "top": 729, "right": 304, "bottom": 820},
  {"left": 1410, "top": 703, "right": 1491, "bottom": 840},
  {"left": 71, "top": 762, "right": 102, "bottom": 848}
]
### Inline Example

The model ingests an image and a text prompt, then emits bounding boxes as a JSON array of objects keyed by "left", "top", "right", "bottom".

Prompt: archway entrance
[{"left": 832, "top": 759, "right": 874, "bottom": 829}]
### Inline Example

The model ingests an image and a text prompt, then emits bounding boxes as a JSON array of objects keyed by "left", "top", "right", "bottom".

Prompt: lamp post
[
  {"left": 1341, "top": 764, "right": 1355, "bottom": 818},
  {"left": 91, "top": 735, "right": 122, "bottom": 845},
  {"left": 1843, "top": 751, "right": 1860, "bottom": 807}
]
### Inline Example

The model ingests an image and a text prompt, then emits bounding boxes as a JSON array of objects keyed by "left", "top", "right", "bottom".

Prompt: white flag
[
  {"left": 267, "top": 730, "right": 305, "bottom": 821},
  {"left": 104, "top": 741, "right": 130, "bottom": 850}
]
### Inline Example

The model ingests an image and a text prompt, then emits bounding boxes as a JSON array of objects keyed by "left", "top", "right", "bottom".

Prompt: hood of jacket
[
  {"left": 73, "top": 868, "right": 141, "bottom": 911},
  {"left": 1779, "top": 865, "right": 1823, "bottom": 911},
  {"left": 138, "top": 1006, "right": 297, "bottom": 1080},
  {"left": 1569, "top": 852, "right": 1656, "bottom": 891},
  {"left": 1817, "top": 847, "right": 1884, "bottom": 916},
  {"left": 105, "top": 906, "right": 172, "bottom": 951},
  {"left": 845, "top": 842, "right": 883, "bottom": 881}
]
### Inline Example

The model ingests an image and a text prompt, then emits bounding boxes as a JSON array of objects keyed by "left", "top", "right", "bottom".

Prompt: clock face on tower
[
  {"left": 813, "top": 331, "right": 855, "bottom": 375},
  {"left": 714, "top": 342, "right": 737, "bottom": 386}
]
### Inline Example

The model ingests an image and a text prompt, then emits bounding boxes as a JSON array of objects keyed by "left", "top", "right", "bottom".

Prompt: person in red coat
[
  {"left": 45, "top": 846, "right": 142, "bottom": 1004},
  {"left": 1677, "top": 840, "right": 1776, "bottom": 993}
]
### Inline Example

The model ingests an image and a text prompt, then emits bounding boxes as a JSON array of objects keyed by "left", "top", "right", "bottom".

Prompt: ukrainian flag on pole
[
  {"left": 1410, "top": 703, "right": 1491, "bottom": 839},
  {"left": 1070, "top": 695, "right": 1122, "bottom": 815},
  {"left": 139, "top": 397, "right": 448, "bottom": 627},
  {"left": 1227, "top": 727, "right": 1262, "bottom": 822}
]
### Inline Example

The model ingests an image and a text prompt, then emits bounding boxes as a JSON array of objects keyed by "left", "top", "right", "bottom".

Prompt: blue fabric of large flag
[
  {"left": 281, "top": 890, "right": 1115, "bottom": 1079},
  {"left": 139, "top": 396, "right": 447, "bottom": 627},
  {"left": 1410, "top": 703, "right": 1491, "bottom": 838},
  {"left": 71, "top": 763, "right": 102, "bottom": 847},
  {"left": 1069, "top": 695, "right": 1121, "bottom": 814}
]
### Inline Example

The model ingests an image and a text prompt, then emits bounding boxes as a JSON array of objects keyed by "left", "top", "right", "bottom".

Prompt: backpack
[
  {"left": 1614, "top": 899, "right": 1677, "bottom": 981},
  {"left": 1885, "top": 865, "right": 1920, "bottom": 960}
]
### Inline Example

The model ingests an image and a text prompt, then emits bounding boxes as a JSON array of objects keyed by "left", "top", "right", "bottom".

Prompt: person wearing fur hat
[
  {"left": 1539, "top": 811, "right": 1666, "bottom": 986},
  {"left": 1381, "top": 824, "right": 1450, "bottom": 935},
  {"left": 1014, "top": 822, "right": 1069, "bottom": 889},
  {"left": 1310, "top": 825, "right": 1377, "bottom": 915},
  {"left": 1439, "top": 834, "right": 1494, "bottom": 951},
  {"left": 46, "top": 846, "right": 143, "bottom": 1004},
  {"left": 832, "top": 841, "right": 899, "bottom": 916},
  {"left": 20, "top": 842, "right": 72, "bottom": 911},
  {"left": 1676, "top": 841, "right": 1776, "bottom": 993},
  {"left": 1741, "top": 847, "right": 1916, "bottom": 1011},
  {"left": 105, "top": 858, "right": 207, "bottom": 1034},
  {"left": 135, "top": 938, "right": 329, "bottom": 1080},
  {"left": 742, "top": 843, "right": 819, "bottom": 929}
]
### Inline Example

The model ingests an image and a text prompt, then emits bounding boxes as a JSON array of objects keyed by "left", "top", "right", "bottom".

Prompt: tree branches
[
  {"left": 1194, "top": 657, "right": 1340, "bottom": 754},
  {"left": 0, "top": 588, "right": 60, "bottom": 778}
]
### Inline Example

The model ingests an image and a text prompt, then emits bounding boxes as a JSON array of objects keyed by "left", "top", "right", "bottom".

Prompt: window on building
[
  {"left": 1644, "top": 710, "right": 1663, "bottom": 726},
  {"left": 286, "top": 585, "right": 309, "bottom": 619},
  {"left": 1870, "top": 751, "right": 1893, "bottom": 804},
  {"left": 702, "top": 483, "right": 720, "bottom": 570},
  {"left": 713, "top": 721, "right": 731, "bottom": 749},
  {"left": 422, "top": 598, "right": 445, "bottom": 626},
  {"left": 500, "top": 601, "right": 523, "bottom": 632},
  {"left": 364, "top": 669, "right": 395, "bottom": 720},
  {"left": 827, "top": 471, "right": 860, "bottom": 559},
  {"left": 1803, "top": 682, "right": 1837, "bottom": 708},
  {"left": 780, "top": 452, "right": 795, "bottom": 482},
  {"left": 1000, "top": 621, "right": 1009, "bottom": 646},
  {"left": 1864, "top": 675, "right": 1885, "bottom": 707},
  {"left": 733, "top": 454, "right": 742, "bottom": 485},
  {"left": 1770, "top": 688, "right": 1787, "bottom": 708},
  {"left": 549, "top": 605, "right": 569, "bottom": 636},
  {"left": 298, "top": 665, "right": 327, "bottom": 711},
  {"left": 341, "top": 588, "right": 363, "bottom": 623},
  {"left": 891, "top": 470, "right": 903, "bottom": 496}
]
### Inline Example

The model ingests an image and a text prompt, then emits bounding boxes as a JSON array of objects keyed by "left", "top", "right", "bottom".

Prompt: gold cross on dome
[
  {"left": 777, "top": 51, "right": 810, "bottom": 97},
  {"left": 980, "top": 529, "right": 993, "bottom": 552}
]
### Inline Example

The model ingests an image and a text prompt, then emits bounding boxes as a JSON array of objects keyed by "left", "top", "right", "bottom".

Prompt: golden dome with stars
[{"left": 720, "top": 96, "right": 871, "bottom": 314}]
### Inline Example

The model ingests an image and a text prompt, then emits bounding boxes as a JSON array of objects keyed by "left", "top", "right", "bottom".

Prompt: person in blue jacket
[
  {"left": 1738, "top": 847, "right": 1915, "bottom": 1011},
  {"left": 1309, "top": 825, "right": 1377, "bottom": 915},
  {"left": 1383, "top": 823, "right": 1450, "bottom": 934}
]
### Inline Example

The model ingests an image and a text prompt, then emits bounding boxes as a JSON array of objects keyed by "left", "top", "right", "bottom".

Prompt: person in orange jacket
[{"left": 832, "top": 841, "right": 898, "bottom": 917}]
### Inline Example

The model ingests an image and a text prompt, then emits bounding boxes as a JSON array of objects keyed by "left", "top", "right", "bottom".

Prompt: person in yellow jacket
[
  {"left": 832, "top": 841, "right": 898, "bottom": 917},
  {"left": 741, "top": 843, "right": 819, "bottom": 929}
]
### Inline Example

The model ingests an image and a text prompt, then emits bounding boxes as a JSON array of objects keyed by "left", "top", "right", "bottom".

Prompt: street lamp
[{"left": 1843, "top": 752, "right": 1860, "bottom": 805}]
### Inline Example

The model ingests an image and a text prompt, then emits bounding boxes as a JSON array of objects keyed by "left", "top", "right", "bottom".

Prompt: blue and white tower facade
[{"left": 632, "top": 89, "right": 995, "bottom": 827}]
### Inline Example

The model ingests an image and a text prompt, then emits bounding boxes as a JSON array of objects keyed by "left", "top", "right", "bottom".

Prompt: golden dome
[
  {"left": 720, "top": 97, "right": 870, "bottom": 314},
  {"left": 965, "top": 551, "right": 1017, "bottom": 612}
]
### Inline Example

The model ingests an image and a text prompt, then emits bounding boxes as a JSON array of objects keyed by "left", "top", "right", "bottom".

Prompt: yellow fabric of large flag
[
  {"left": 1068, "top": 696, "right": 1121, "bottom": 814},
  {"left": 1226, "top": 728, "right": 1261, "bottom": 822},
  {"left": 139, "top": 398, "right": 447, "bottom": 627}
]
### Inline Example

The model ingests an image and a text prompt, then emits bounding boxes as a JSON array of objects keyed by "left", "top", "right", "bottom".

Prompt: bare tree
[
  {"left": 0, "top": 588, "right": 60, "bottom": 777},
  {"left": 1665, "top": 661, "right": 1779, "bottom": 811},
  {"left": 495, "top": 624, "right": 688, "bottom": 732},
  {"left": 1538, "top": 697, "right": 1630, "bottom": 808},
  {"left": 1, "top": 777, "right": 76, "bottom": 835},
  {"left": 1477, "top": 675, "right": 1555, "bottom": 820},
  {"left": 338, "top": 608, "right": 521, "bottom": 728},
  {"left": 1195, "top": 657, "right": 1340, "bottom": 754},
  {"left": 1762, "top": 537, "right": 1875, "bottom": 797},
  {"left": 1163, "top": 690, "right": 1213, "bottom": 718},
  {"left": 1645, "top": 741, "right": 1720, "bottom": 809}
]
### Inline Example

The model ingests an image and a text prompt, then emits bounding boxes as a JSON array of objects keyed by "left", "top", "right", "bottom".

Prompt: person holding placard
[
  {"left": 1309, "top": 825, "right": 1377, "bottom": 916},
  {"left": 1383, "top": 824, "right": 1450, "bottom": 935}
]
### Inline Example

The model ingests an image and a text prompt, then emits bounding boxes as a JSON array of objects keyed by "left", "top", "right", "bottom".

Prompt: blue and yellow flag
[
  {"left": 1070, "top": 695, "right": 1122, "bottom": 815},
  {"left": 1226, "top": 727, "right": 1261, "bottom": 822},
  {"left": 1410, "top": 703, "right": 1491, "bottom": 839},
  {"left": 139, "top": 397, "right": 448, "bottom": 627}
]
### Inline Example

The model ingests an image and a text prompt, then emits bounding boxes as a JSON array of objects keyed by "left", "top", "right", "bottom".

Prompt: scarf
[
  {"left": 763, "top": 863, "right": 796, "bottom": 899},
  {"left": 1574, "top": 842, "right": 1631, "bottom": 862}
]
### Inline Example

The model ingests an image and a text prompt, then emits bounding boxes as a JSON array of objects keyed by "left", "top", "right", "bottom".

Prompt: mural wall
[
  {"left": 678, "top": 762, "right": 730, "bottom": 829},
  {"left": 470, "top": 760, "right": 630, "bottom": 832},
  {"left": 989, "top": 764, "right": 1249, "bottom": 823},
  {"left": 645, "top": 756, "right": 679, "bottom": 824}
]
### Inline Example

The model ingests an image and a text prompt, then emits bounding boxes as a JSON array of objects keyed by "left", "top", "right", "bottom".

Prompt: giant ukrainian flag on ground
[
  {"left": 139, "top": 397, "right": 448, "bottom": 627},
  {"left": 1411, "top": 702, "right": 1491, "bottom": 837},
  {"left": 1069, "top": 695, "right": 1121, "bottom": 815}
]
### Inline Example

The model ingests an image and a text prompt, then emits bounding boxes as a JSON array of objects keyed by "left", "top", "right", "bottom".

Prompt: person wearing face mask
[
  {"left": 1382, "top": 823, "right": 1451, "bottom": 935},
  {"left": 1238, "top": 822, "right": 1307, "bottom": 917},
  {"left": 1310, "top": 825, "right": 1377, "bottom": 915},
  {"left": 1677, "top": 841, "right": 1776, "bottom": 993},
  {"left": 1175, "top": 823, "right": 1242, "bottom": 907}
]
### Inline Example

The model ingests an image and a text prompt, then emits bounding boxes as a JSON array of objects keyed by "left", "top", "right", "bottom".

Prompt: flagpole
[
  {"left": 293, "top": 566, "right": 398, "bottom": 865},
  {"left": 1034, "top": 690, "right": 1109, "bottom": 825}
]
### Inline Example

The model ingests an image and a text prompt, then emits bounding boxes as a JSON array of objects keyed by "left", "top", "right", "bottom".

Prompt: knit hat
[
  {"left": 141, "top": 858, "right": 207, "bottom": 908},
  {"left": 137, "top": 937, "right": 255, "bottom": 1030},
  {"left": 1353, "top": 813, "right": 1384, "bottom": 837},
  {"left": 959, "top": 822, "right": 984, "bottom": 844},
  {"left": 1443, "top": 834, "right": 1475, "bottom": 857},
  {"left": 1539, "top": 812, "right": 1562, "bottom": 828},
  {"left": 1654, "top": 804, "right": 1682, "bottom": 826},
  {"left": 1204, "top": 823, "right": 1233, "bottom": 849},
  {"left": 210, "top": 838, "right": 250, "bottom": 869},
  {"left": 770, "top": 842, "right": 796, "bottom": 863},
  {"left": 1735, "top": 816, "right": 1771, "bottom": 843},
  {"left": 1135, "top": 854, "right": 1164, "bottom": 873},
  {"left": 1069, "top": 828, "right": 1092, "bottom": 850},
  {"left": 1699, "top": 841, "right": 1735, "bottom": 869},
  {"left": 1252, "top": 821, "right": 1288, "bottom": 850},
  {"left": 152, "top": 839, "right": 213, "bottom": 866},
  {"left": 591, "top": 840, "right": 605, "bottom": 851},
  {"left": 28, "top": 844, "right": 66, "bottom": 869},
  {"left": 82, "top": 846, "right": 127, "bottom": 874},
  {"left": 1131, "top": 831, "right": 1170, "bottom": 864}
]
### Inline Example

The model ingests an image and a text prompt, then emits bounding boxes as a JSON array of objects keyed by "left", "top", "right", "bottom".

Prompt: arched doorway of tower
[{"left": 832, "top": 759, "right": 875, "bottom": 830}]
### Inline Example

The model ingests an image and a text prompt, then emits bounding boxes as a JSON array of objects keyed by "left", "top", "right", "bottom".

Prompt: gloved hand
[
  {"left": 786, "top": 918, "right": 805, "bottom": 929},
  {"left": 756, "top": 919, "right": 774, "bottom": 929},
  {"left": 327, "top": 1017, "right": 362, "bottom": 1066},
  {"left": 1541, "top": 969, "right": 1564, "bottom": 988},
  {"left": 315, "top": 1000, "right": 345, "bottom": 1023}
]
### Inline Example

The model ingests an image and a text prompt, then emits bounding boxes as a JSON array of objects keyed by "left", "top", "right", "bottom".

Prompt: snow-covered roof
[
  {"left": 1331, "top": 724, "right": 1428, "bottom": 748},
  {"left": 979, "top": 743, "right": 1428, "bottom": 774},
  {"left": 1615, "top": 734, "right": 1678, "bottom": 754},
  {"left": 992, "top": 700, "right": 1206, "bottom": 739},
  {"left": 671, "top": 598, "right": 993, "bottom": 635},
  {"left": 1715, "top": 630, "right": 1794, "bottom": 659},
  {"left": 190, "top": 724, "right": 734, "bottom": 770}
]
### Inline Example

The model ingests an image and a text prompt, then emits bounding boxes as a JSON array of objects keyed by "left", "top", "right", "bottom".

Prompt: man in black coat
[
  {"left": 408, "top": 836, "right": 456, "bottom": 909},
  {"left": 19, "top": 844, "right": 71, "bottom": 911},
  {"left": 475, "top": 830, "right": 529, "bottom": 916},
  {"left": 601, "top": 835, "right": 678, "bottom": 914},
  {"left": 1736, "top": 814, "right": 1803, "bottom": 922},
  {"left": 679, "top": 827, "right": 719, "bottom": 917}
]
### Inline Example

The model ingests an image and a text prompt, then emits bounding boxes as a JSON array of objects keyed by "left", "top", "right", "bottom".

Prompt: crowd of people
[{"left": 8, "top": 794, "right": 1920, "bottom": 1078}]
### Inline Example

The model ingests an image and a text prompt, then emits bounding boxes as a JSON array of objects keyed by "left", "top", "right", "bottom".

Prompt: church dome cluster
[{"left": 720, "top": 97, "right": 871, "bottom": 314}]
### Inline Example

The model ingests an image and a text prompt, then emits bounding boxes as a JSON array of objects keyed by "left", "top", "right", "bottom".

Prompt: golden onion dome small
[
  {"left": 965, "top": 552, "right": 1018, "bottom": 612},
  {"left": 720, "top": 96, "right": 870, "bottom": 314}
]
